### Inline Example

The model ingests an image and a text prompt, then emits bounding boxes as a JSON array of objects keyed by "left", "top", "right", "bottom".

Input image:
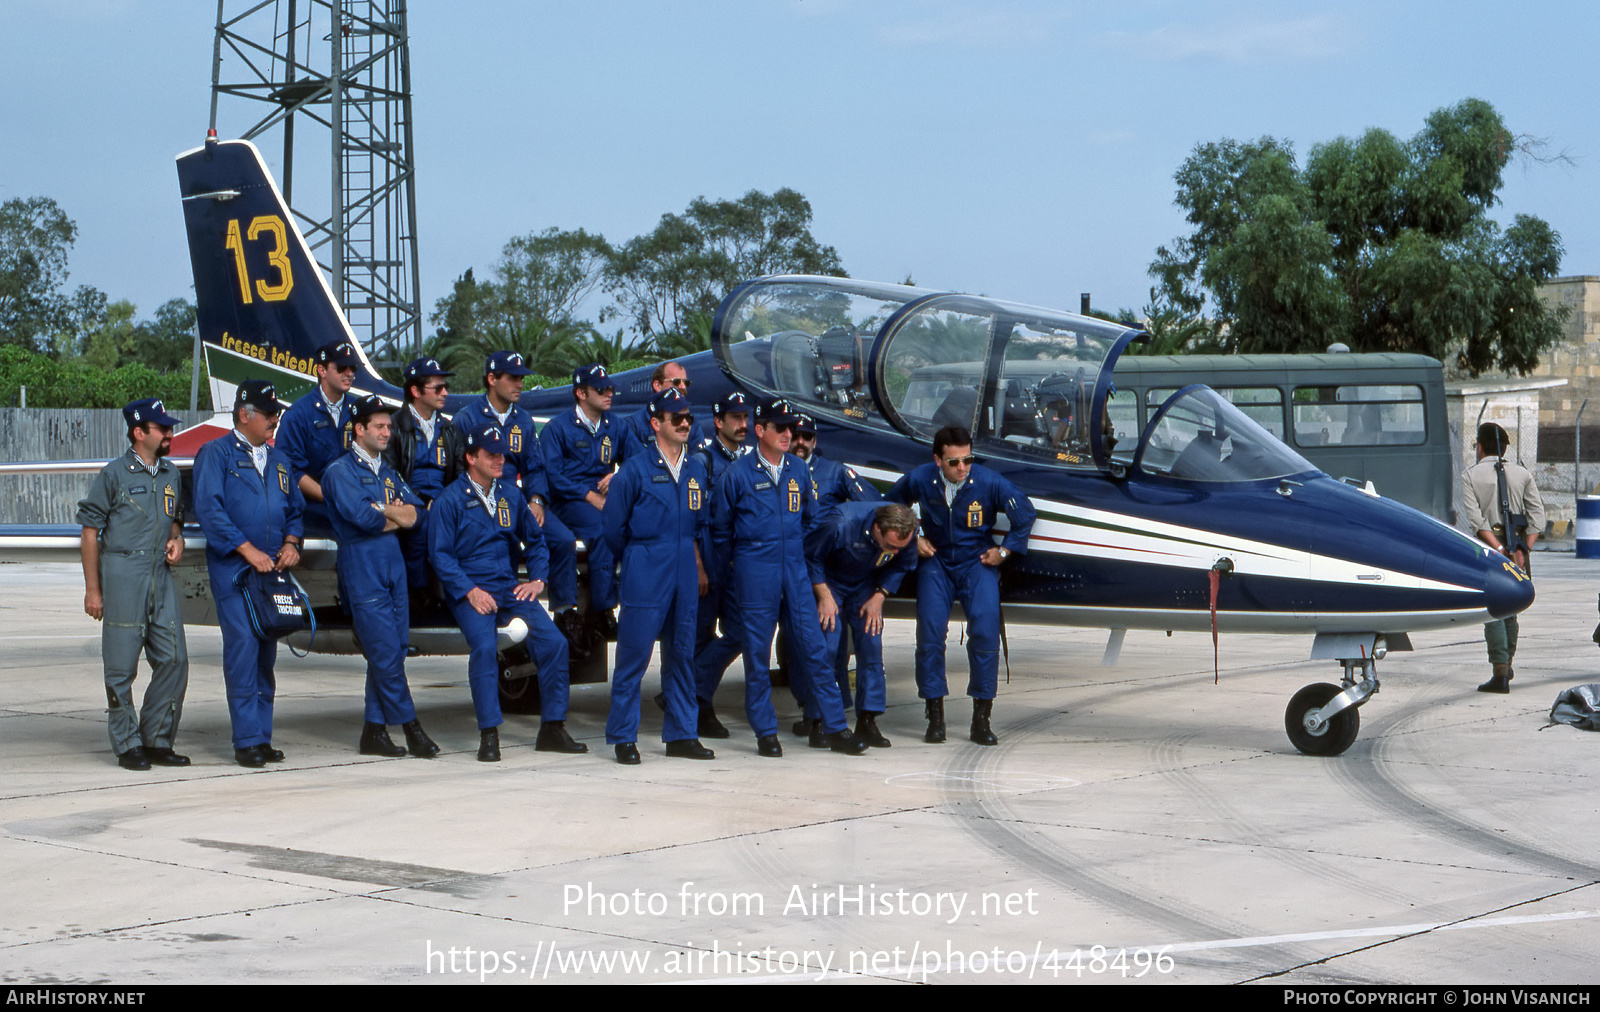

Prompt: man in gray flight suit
[
  {"left": 1462, "top": 421, "right": 1545, "bottom": 694},
  {"left": 77, "top": 398, "right": 191, "bottom": 771}
]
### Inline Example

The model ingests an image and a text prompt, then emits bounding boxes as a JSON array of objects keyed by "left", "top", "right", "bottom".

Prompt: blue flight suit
[
  {"left": 193, "top": 432, "right": 305, "bottom": 749},
  {"left": 429, "top": 474, "right": 571, "bottom": 728},
  {"left": 614, "top": 406, "right": 654, "bottom": 467},
  {"left": 712, "top": 451, "right": 850, "bottom": 738},
  {"left": 275, "top": 388, "right": 353, "bottom": 535},
  {"left": 790, "top": 450, "right": 882, "bottom": 719},
  {"left": 322, "top": 451, "right": 424, "bottom": 726},
  {"left": 806, "top": 502, "right": 917, "bottom": 714},
  {"left": 76, "top": 450, "right": 189, "bottom": 756},
  {"left": 692, "top": 436, "right": 749, "bottom": 706},
  {"left": 807, "top": 451, "right": 881, "bottom": 511},
  {"left": 888, "top": 463, "right": 1036, "bottom": 701},
  {"left": 540, "top": 406, "right": 620, "bottom": 612},
  {"left": 603, "top": 441, "right": 709, "bottom": 745},
  {"left": 389, "top": 406, "right": 454, "bottom": 591},
  {"left": 452, "top": 396, "right": 579, "bottom": 611}
]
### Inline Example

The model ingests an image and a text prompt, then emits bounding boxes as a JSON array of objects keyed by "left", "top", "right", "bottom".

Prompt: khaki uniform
[
  {"left": 77, "top": 449, "right": 189, "bottom": 754},
  {"left": 1461, "top": 454, "right": 1545, "bottom": 667}
]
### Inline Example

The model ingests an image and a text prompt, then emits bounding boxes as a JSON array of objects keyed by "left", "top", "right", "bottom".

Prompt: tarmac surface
[{"left": 2, "top": 556, "right": 1599, "bottom": 986}]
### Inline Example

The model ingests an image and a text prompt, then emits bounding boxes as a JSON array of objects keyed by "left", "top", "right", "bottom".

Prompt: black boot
[
  {"left": 697, "top": 705, "right": 730, "bottom": 739},
  {"left": 1477, "top": 663, "right": 1512, "bottom": 694},
  {"left": 403, "top": 720, "right": 440, "bottom": 758},
  {"left": 808, "top": 719, "right": 828, "bottom": 748},
  {"left": 924, "top": 698, "right": 946, "bottom": 743},
  {"left": 536, "top": 721, "right": 589, "bottom": 753},
  {"left": 666, "top": 739, "right": 716, "bottom": 760},
  {"left": 970, "top": 698, "right": 999, "bottom": 746},
  {"left": 557, "top": 608, "right": 591, "bottom": 661},
  {"left": 478, "top": 727, "right": 501, "bottom": 763},
  {"left": 827, "top": 730, "right": 869, "bottom": 755},
  {"left": 359, "top": 722, "right": 405, "bottom": 757},
  {"left": 856, "top": 713, "right": 892, "bottom": 748}
]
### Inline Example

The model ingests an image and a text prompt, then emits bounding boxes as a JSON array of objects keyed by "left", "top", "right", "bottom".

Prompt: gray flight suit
[{"left": 76, "top": 449, "right": 190, "bottom": 754}]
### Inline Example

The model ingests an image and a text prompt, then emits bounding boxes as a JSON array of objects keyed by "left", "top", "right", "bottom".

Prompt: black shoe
[
  {"left": 596, "top": 609, "right": 619, "bottom": 642},
  {"left": 924, "top": 698, "right": 946, "bottom": 744},
  {"left": 403, "top": 720, "right": 440, "bottom": 758},
  {"left": 260, "top": 745, "right": 285, "bottom": 763},
  {"left": 145, "top": 746, "right": 191, "bottom": 767},
  {"left": 234, "top": 745, "right": 268, "bottom": 768},
  {"left": 827, "top": 730, "right": 870, "bottom": 755},
  {"left": 536, "top": 721, "right": 589, "bottom": 754},
  {"left": 791, "top": 718, "right": 812, "bottom": 737},
  {"left": 117, "top": 746, "right": 151, "bottom": 771},
  {"left": 359, "top": 722, "right": 406, "bottom": 757},
  {"left": 478, "top": 727, "right": 501, "bottom": 763},
  {"left": 856, "top": 713, "right": 892, "bottom": 748},
  {"left": 1478, "top": 663, "right": 1512, "bottom": 694},
  {"left": 806, "top": 719, "right": 826, "bottom": 747},
  {"left": 653, "top": 692, "right": 667, "bottom": 711},
  {"left": 697, "top": 705, "right": 730, "bottom": 739},
  {"left": 970, "top": 698, "right": 999, "bottom": 746},
  {"left": 757, "top": 735, "right": 783, "bottom": 758},
  {"left": 615, "top": 742, "right": 641, "bottom": 765},
  {"left": 666, "top": 739, "right": 715, "bottom": 760}
]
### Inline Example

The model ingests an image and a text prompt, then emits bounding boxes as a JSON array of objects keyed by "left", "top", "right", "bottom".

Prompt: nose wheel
[{"left": 1285, "top": 652, "right": 1379, "bottom": 756}]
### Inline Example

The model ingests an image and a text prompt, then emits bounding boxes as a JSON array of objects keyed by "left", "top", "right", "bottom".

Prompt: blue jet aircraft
[{"left": 0, "top": 135, "right": 1536, "bottom": 754}]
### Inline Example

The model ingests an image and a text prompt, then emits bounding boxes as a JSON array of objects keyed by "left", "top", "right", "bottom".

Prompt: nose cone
[{"left": 1485, "top": 556, "right": 1536, "bottom": 620}]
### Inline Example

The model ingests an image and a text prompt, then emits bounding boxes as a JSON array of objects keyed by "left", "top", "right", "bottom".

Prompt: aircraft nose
[{"left": 1484, "top": 556, "right": 1535, "bottom": 620}]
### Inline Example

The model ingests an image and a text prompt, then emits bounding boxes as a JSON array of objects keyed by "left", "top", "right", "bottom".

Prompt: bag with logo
[{"left": 233, "top": 567, "right": 316, "bottom": 653}]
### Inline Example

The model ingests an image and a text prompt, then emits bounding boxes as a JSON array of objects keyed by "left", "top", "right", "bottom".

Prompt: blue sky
[{"left": 3, "top": 1, "right": 1597, "bottom": 331}]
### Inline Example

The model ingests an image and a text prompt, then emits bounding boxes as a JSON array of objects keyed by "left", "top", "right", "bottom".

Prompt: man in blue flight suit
[
  {"left": 77, "top": 398, "right": 190, "bottom": 771},
  {"left": 712, "top": 398, "right": 868, "bottom": 757},
  {"left": 888, "top": 425, "right": 1036, "bottom": 746},
  {"left": 615, "top": 360, "right": 691, "bottom": 465},
  {"left": 275, "top": 339, "right": 359, "bottom": 534},
  {"left": 807, "top": 502, "right": 918, "bottom": 747},
  {"left": 321, "top": 394, "right": 440, "bottom": 758},
  {"left": 193, "top": 380, "right": 306, "bottom": 767},
  {"left": 604, "top": 387, "right": 714, "bottom": 764},
  {"left": 674, "top": 391, "right": 751, "bottom": 738},
  {"left": 785, "top": 412, "right": 883, "bottom": 740},
  {"left": 452, "top": 351, "right": 585, "bottom": 653},
  {"left": 541, "top": 363, "right": 621, "bottom": 640},
  {"left": 384, "top": 356, "right": 464, "bottom": 610},
  {"left": 429, "top": 424, "right": 588, "bottom": 762}
]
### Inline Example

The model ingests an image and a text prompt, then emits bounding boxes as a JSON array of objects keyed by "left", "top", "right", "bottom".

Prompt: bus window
[
  {"left": 1293, "top": 385, "right": 1425, "bottom": 447},
  {"left": 1149, "top": 386, "right": 1284, "bottom": 439}
]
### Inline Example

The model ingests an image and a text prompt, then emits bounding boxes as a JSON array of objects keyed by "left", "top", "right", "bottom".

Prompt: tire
[
  {"left": 1285, "top": 682, "right": 1360, "bottom": 756},
  {"left": 498, "top": 661, "right": 542, "bottom": 715}
]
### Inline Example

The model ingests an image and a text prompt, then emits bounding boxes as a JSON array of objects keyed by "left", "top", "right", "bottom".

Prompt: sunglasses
[
  {"left": 766, "top": 422, "right": 795, "bottom": 435},
  {"left": 943, "top": 454, "right": 978, "bottom": 467},
  {"left": 666, "top": 377, "right": 691, "bottom": 389},
  {"left": 423, "top": 382, "right": 449, "bottom": 393},
  {"left": 670, "top": 412, "right": 694, "bottom": 426}
]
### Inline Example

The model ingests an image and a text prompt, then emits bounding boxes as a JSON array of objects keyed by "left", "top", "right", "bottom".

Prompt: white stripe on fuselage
[{"left": 846, "top": 463, "right": 1481, "bottom": 597}]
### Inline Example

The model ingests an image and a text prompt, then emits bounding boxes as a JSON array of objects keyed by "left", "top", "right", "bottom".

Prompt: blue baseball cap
[
  {"left": 755, "top": 398, "right": 799, "bottom": 426},
  {"left": 314, "top": 340, "right": 360, "bottom": 368},
  {"left": 464, "top": 424, "right": 510, "bottom": 455},
  {"left": 572, "top": 363, "right": 614, "bottom": 391},
  {"left": 485, "top": 351, "right": 535, "bottom": 377},
  {"left": 349, "top": 394, "right": 392, "bottom": 424},
  {"left": 713, "top": 391, "right": 751, "bottom": 417},
  {"left": 234, "top": 380, "right": 281, "bottom": 416},
  {"left": 403, "top": 356, "right": 453, "bottom": 385},
  {"left": 794, "top": 412, "right": 817, "bottom": 435},
  {"left": 123, "top": 398, "right": 182, "bottom": 429},
  {"left": 648, "top": 388, "right": 692, "bottom": 417}
]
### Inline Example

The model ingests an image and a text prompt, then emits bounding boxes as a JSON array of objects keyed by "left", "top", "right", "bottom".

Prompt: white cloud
[{"left": 877, "top": 4, "right": 1070, "bottom": 48}]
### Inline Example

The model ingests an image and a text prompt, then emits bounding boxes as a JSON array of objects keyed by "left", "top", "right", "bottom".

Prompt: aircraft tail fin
[{"left": 175, "top": 132, "right": 399, "bottom": 410}]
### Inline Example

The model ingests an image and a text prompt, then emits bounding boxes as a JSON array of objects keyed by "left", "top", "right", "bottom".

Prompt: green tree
[
  {"left": 0, "top": 196, "right": 79, "bottom": 352},
  {"left": 606, "top": 188, "right": 845, "bottom": 339},
  {"left": 1151, "top": 99, "right": 1568, "bottom": 374}
]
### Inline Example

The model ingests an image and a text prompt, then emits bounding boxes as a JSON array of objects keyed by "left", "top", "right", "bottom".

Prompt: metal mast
[{"left": 209, "top": 0, "right": 423, "bottom": 369}]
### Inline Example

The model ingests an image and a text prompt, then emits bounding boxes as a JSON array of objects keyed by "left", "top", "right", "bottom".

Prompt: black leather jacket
[{"left": 383, "top": 404, "right": 465, "bottom": 500}]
